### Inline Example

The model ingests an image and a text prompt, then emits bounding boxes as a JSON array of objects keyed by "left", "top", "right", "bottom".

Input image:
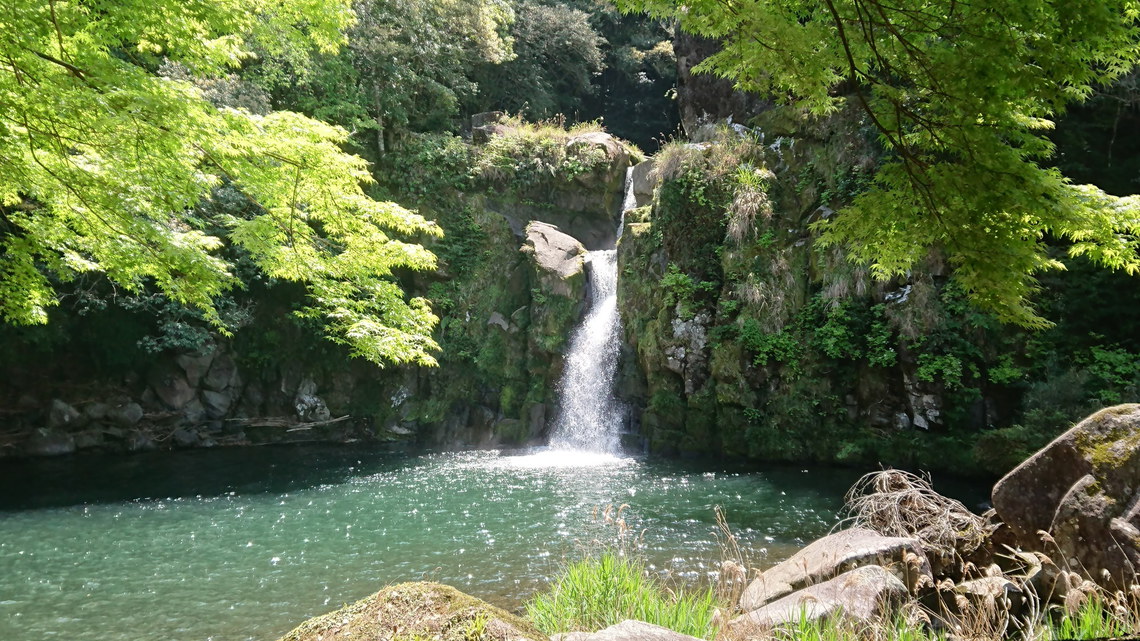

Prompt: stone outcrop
[
  {"left": 732, "top": 565, "right": 908, "bottom": 631},
  {"left": 524, "top": 222, "right": 587, "bottom": 298},
  {"left": 739, "top": 527, "right": 931, "bottom": 611},
  {"left": 992, "top": 403, "right": 1140, "bottom": 588},
  {"left": 276, "top": 582, "right": 545, "bottom": 641},
  {"left": 557, "top": 620, "right": 704, "bottom": 641}
]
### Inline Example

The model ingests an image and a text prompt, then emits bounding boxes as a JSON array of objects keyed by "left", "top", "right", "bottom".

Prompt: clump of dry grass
[{"left": 844, "top": 470, "right": 997, "bottom": 575}]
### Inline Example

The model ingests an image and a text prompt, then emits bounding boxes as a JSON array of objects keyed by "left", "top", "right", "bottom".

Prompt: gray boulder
[
  {"left": 172, "top": 428, "right": 200, "bottom": 448},
  {"left": 107, "top": 402, "right": 144, "bottom": 427},
  {"left": 565, "top": 131, "right": 630, "bottom": 189},
  {"left": 84, "top": 402, "right": 109, "bottom": 422},
  {"left": 294, "top": 379, "right": 331, "bottom": 423},
  {"left": 48, "top": 399, "right": 83, "bottom": 430},
  {"left": 74, "top": 430, "right": 103, "bottom": 450},
  {"left": 589, "top": 620, "right": 705, "bottom": 641},
  {"left": 204, "top": 354, "right": 238, "bottom": 391},
  {"left": 731, "top": 565, "right": 907, "bottom": 631},
  {"left": 149, "top": 363, "right": 196, "bottom": 409},
  {"left": 25, "top": 428, "right": 76, "bottom": 456},
  {"left": 739, "top": 527, "right": 930, "bottom": 611},
  {"left": 175, "top": 350, "right": 215, "bottom": 387},
  {"left": 125, "top": 430, "right": 156, "bottom": 452},
  {"left": 992, "top": 403, "right": 1140, "bottom": 588},
  {"left": 629, "top": 159, "right": 658, "bottom": 208},
  {"left": 523, "top": 221, "right": 586, "bottom": 297},
  {"left": 202, "top": 389, "right": 233, "bottom": 420}
]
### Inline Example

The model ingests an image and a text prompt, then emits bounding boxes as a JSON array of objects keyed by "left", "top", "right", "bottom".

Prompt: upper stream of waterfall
[{"left": 548, "top": 250, "right": 624, "bottom": 453}]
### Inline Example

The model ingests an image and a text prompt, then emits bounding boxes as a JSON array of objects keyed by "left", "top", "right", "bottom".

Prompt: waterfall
[
  {"left": 547, "top": 168, "right": 637, "bottom": 453},
  {"left": 548, "top": 250, "right": 624, "bottom": 453}
]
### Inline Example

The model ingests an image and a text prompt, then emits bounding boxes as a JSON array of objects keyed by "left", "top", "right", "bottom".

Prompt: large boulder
[
  {"left": 992, "top": 403, "right": 1140, "bottom": 588},
  {"left": 148, "top": 363, "right": 196, "bottom": 409},
  {"left": 276, "top": 582, "right": 545, "bottom": 641},
  {"left": 565, "top": 131, "right": 630, "bottom": 190},
  {"left": 24, "top": 428, "right": 76, "bottom": 456},
  {"left": 731, "top": 565, "right": 908, "bottom": 631},
  {"left": 583, "top": 620, "right": 704, "bottom": 641},
  {"left": 629, "top": 159, "right": 657, "bottom": 209},
  {"left": 523, "top": 222, "right": 586, "bottom": 298},
  {"left": 47, "top": 399, "right": 84, "bottom": 430},
  {"left": 739, "top": 527, "right": 930, "bottom": 611}
]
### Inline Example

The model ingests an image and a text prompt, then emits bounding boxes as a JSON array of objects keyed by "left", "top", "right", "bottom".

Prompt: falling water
[{"left": 548, "top": 250, "right": 624, "bottom": 453}]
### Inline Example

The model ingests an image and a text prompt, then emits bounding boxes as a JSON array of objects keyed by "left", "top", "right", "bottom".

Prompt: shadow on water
[
  {"left": 0, "top": 443, "right": 418, "bottom": 511},
  {"left": 0, "top": 443, "right": 993, "bottom": 513}
]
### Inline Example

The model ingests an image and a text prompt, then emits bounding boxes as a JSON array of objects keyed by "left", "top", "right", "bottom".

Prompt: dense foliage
[
  {"left": 620, "top": 0, "right": 1140, "bottom": 328},
  {"left": 0, "top": 0, "right": 442, "bottom": 365}
]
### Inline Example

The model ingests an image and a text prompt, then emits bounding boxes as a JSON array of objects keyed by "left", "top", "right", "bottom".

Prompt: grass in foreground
[{"left": 524, "top": 552, "right": 718, "bottom": 639}]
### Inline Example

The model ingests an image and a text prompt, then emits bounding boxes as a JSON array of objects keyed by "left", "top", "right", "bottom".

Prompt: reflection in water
[{"left": 0, "top": 445, "right": 865, "bottom": 641}]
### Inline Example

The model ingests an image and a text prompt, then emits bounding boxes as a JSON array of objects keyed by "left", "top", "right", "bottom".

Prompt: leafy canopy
[
  {"left": 0, "top": 0, "right": 442, "bottom": 365},
  {"left": 620, "top": 0, "right": 1140, "bottom": 327}
]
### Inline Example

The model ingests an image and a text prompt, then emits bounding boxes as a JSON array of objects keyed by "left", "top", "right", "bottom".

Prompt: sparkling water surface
[{"left": 0, "top": 445, "right": 865, "bottom": 641}]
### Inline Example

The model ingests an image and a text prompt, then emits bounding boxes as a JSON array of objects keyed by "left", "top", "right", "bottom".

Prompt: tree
[
  {"left": 468, "top": 1, "right": 605, "bottom": 119},
  {"left": 260, "top": 0, "right": 515, "bottom": 156},
  {"left": 620, "top": 0, "right": 1140, "bottom": 327},
  {"left": 0, "top": 0, "right": 442, "bottom": 365}
]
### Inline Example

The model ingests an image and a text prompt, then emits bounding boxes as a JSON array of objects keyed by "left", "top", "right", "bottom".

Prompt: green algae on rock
[{"left": 276, "top": 582, "right": 547, "bottom": 641}]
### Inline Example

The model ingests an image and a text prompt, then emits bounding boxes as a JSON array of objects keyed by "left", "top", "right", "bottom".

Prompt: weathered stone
[
  {"left": 149, "top": 363, "right": 196, "bottom": 409},
  {"left": 74, "top": 430, "right": 103, "bottom": 450},
  {"left": 182, "top": 398, "right": 207, "bottom": 425},
  {"left": 172, "top": 428, "right": 200, "bottom": 448},
  {"left": 523, "top": 221, "right": 586, "bottom": 298},
  {"left": 48, "top": 399, "right": 84, "bottom": 430},
  {"left": 471, "top": 111, "right": 505, "bottom": 128},
  {"left": 107, "top": 402, "right": 144, "bottom": 427},
  {"left": 473, "top": 123, "right": 513, "bottom": 145},
  {"left": 732, "top": 565, "right": 907, "bottom": 631},
  {"left": 992, "top": 404, "right": 1140, "bottom": 588},
  {"left": 25, "top": 428, "right": 76, "bottom": 456},
  {"left": 566, "top": 131, "right": 630, "bottom": 190},
  {"left": 487, "top": 311, "right": 511, "bottom": 332},
  {"left": 204, "top": 354, "right": 238, "bottom": 391},
  {"left": 589, "top": 620, "right": 705, "bottom": 641},
  {"left": 84, "top": 402, "right": 109, "bottom": 422},
  {"left": 295, "top": 379, "right": 331, "bottom": 423},
  {"left": 551, "top": 633, "right": 593, "bottom": 641},
  {"left": 275, "top": 581, "right": 545, "bottom": 641},
  {"left": 630, "top": 159, "right": 657, "bottom": 207},
  {"left": 740, "top": 527, "right": 931, "bottom": 611},
  {"left": 176, "top": 350, "right": 216, "bottom": 387},
  {"left": 125, "top": 430, "right": 156, "bottom": 452},
  {"left": 202, "top": 389, "right": 233, "bottom": 420}
]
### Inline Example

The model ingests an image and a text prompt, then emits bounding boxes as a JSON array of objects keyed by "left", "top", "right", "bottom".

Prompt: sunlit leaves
[
  {"left": 0, "top": 0, "right": 441, "bottom": 365},
  {"left": 619, "top": 0, "right": 1140, "bottom": 326}
]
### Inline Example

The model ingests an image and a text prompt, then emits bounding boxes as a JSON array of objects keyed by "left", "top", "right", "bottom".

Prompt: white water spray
[
  {"left": 548, "top": 250, "right": 624, "bottom": 453},
  {"left": 545, "top": 168, "right": 640, "bottom": 455}
]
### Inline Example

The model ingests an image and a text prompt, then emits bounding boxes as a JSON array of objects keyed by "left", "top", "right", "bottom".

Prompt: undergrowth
[{"left": 524, "top": 552, "right": 718, "bottom": 639}]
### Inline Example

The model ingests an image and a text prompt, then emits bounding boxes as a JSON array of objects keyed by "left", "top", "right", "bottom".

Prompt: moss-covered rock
[
  {"left": 991, "top": 404, "right": 1140, "bottom": 588},
  {"left": 276, "top": 581, "right": 547, "bottom": 641}
]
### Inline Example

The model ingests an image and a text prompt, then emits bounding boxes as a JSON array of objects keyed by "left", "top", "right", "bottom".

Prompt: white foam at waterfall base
[{"left": 548, "top": 249, "right": 625, "bottom": 454}]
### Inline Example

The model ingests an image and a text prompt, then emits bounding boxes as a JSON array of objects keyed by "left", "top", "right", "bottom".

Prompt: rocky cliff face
[
  {"left": 0, "top": 123, "right": 633, "bottom": 458},
  {"left": 612, "top": 107, "right": 1027, "bottom": 468}
]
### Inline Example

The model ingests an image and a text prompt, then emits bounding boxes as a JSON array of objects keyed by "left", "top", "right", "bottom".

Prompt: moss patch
[{"left": 276, "top": 582, "right": 546, "bottom": 641}]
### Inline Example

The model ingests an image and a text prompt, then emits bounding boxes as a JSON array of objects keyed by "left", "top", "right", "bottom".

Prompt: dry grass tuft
[{"left": 844, "top": 470, "right": 996, "bottom": 574}]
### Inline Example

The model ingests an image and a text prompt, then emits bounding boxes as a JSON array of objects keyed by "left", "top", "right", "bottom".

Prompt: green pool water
[{"left": 0, "top": 445, "right": 883, "bottom": 641}]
